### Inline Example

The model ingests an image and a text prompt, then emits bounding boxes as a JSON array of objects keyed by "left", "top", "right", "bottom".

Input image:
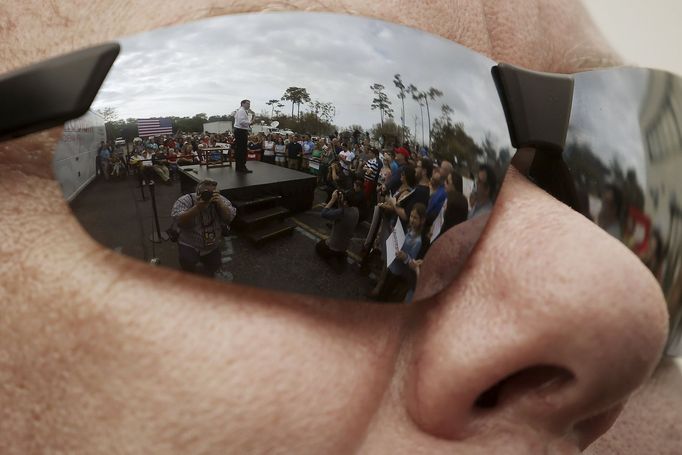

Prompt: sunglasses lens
[
  {"left": 566, "top": 68, "right": 682, "bottom": 354},
  {"left": 54, "top": 12, "right": 512, "bottom": 302}
]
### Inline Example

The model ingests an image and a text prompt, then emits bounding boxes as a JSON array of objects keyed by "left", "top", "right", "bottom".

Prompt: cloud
[
  {"left": 92, "top": 12, "right": 511, "bottom": 149},
  {"left": 568, "top": 68, "right": 649, "bottom": 185}
]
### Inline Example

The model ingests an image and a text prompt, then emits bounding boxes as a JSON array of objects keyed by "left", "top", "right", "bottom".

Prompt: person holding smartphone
[{"left": 171, "top": 178, "right": 236, "bottom": 276}]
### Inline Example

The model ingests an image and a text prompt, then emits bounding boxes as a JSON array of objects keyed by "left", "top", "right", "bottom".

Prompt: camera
[{"left": 200, "top": 190, "right": 213, "bottom": 202}]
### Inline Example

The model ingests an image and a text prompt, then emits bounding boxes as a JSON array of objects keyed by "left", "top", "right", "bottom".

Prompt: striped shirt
[{"left": 363, "top": 157, "right": 381, "bottom": 182}]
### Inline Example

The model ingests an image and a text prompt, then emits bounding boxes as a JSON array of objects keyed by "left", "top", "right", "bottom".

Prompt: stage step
[
  {"left": 233, "top": 195, "right": 282, "bottom": 211},
  {"left": 238, "top": 206, "right": 289, "bottom": 227},
  {"left": 246, "top": 219, "right": 296, "bottom": 244}
]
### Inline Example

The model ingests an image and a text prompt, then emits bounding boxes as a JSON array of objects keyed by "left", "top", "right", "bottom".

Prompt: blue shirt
[
  {"left": 426, "top": 185, "right": 447, "bottom": 220},
  {"left": 389, "top": 229, "right": 422, "bottom": 278},
  {"left": 303, "top": 141, "right": 314, "bottom": 156},
  {"left": 99, "top": 147, "right": 111, "bottom": 160}
]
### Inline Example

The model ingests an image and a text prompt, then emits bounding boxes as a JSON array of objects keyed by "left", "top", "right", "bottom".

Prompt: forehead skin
[{"left": 0, "top": 1, "right": 680, "bottom": 454}]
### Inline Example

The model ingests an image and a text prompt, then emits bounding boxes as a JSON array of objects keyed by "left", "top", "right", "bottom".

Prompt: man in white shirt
[{"left": 234, "top": 99, "right": 252, "bottom": 173}]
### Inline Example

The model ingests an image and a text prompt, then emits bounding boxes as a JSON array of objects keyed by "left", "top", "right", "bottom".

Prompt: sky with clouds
[
  {"left": 92, "top": 12, "right": 511, "bottom": 149},
  {"left": 568, "top": 67, "right": 654, "bottom": 186}
]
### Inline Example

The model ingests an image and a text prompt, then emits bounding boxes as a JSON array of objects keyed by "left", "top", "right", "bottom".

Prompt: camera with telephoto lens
[{"left": 200, "top": 190, "right": 213, "bottom": 202}]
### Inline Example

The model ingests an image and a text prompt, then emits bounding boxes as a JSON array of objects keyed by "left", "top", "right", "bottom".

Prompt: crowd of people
[
  {"left": 309, "top": 134, "right": 668, "bottom": 305},
  {"left": 98, "top": 130, "right": 667, "bottom": 306},
  {"left": 99, "top": 129, "right": 500, "bottom": 302},
  {"left": 97, "top": 131, "right": 336, "bottom": 182},
  {"left": 309, "top": 135, "right": 498, "bottom": 303}
]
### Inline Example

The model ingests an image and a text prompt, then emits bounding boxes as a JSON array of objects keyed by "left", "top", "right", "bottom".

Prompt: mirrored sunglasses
[{"left": 1, "top": 12, "right": 680, "bottom": 356}]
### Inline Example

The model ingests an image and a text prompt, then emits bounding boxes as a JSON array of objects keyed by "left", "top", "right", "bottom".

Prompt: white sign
[
  {"left": 430, "top": 202, "right": 446, "bottom": 243},
  {"left": 385, "top": 219, "right": 406, "bottom": 267}
]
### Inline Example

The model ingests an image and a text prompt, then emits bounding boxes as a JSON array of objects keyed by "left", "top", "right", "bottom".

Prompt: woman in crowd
[
  {"left": 317, "top": 138, "right": 334, "bottom": 186},
  {"left": 261, "top": 134, "right": 275, "bottom": 164},
  {"left": 152, "top": 146, "right": 171, "bottom": 183},
  {"left": 166, "top": 147, "right": 178, "bottom": 180},
  {"left": 274, "top": 136, "right": 286, "bottom": 167},
  {"left": 377, "top": 202, "right": 426, "bottom": 303},
  {"left": 178, "top": 141, "right": 195, "bottom": 165},
  {"left": 247, "top": 135, "right": 263, "bottom": 161},
  {"left": 367, "top": 165, "right": 417, "bottom": 299},
  {"left": 310, "top": 140, "right": 323, "bottom": 179}
]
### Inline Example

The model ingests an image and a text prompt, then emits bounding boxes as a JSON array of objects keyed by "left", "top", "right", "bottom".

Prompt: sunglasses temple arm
[{"left": 0, "top": 43, "right": 120, "bottom": 142}]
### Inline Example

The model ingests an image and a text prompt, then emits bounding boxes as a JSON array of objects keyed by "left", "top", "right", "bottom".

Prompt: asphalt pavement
[{"left": 69, "top": 171, "right": 377, "bottom": 300}]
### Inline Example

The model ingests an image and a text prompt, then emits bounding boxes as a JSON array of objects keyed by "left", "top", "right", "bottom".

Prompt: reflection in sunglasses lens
[
  {"left": 56, "top": 12, "right": 511, "bottom": 302},
  {"left": 567, "top": 68, "right": 682, "bottom": 354}
]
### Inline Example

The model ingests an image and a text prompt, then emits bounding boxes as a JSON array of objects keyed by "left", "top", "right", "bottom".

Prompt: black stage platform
[{"left": 178, "top": 162, "right": 317, "bottom": 212}]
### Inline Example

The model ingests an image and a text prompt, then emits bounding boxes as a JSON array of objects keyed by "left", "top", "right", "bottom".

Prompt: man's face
[{"left": 1, "top": 2, "right": 678, "bottom": 455}]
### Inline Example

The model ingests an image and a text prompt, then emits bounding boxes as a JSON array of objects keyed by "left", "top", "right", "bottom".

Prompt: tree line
[{"left": 97, "top": 79, "right": 518, "bottom": 178}]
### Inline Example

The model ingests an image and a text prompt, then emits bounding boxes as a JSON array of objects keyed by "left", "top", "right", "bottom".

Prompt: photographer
[
  {"left": 170, "top": 179, "right": 236, "bottom": 277},
  {"left": 315, "top": 189, "right": 359, "bottom": 273}
]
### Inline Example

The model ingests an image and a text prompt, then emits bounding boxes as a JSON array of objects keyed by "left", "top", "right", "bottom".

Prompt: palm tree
[
  {"left": 440, "top": 103, "right": 454, "bottom": 122},
  {"left": 266, "top": 99, "right": 280, "bottom": 118},
  {"left": 407, "top": 84, "right": 425, "bottom": 146},
  {"left": 281, "top": 87, "right": 311, "bottom": 119},
  {"left": 424, "top": 87, "right": 443, "bottom": 150},
  {"left": 393, "top": 74, "right": 407, "bottom": 143},
  {"left": 370, "top": 83, "right": 394, "bottom": 128}
]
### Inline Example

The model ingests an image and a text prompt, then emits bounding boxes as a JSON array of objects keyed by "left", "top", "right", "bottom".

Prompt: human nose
[{"left": 405, "top": 167, "right": 669, "bottom": 449}]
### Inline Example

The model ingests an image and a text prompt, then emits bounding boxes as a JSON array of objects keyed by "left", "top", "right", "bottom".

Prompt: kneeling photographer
[
  {"left": 315, "top": 189, "right": 359, "bottom": 273},
  {"left": 170, "top": 178, "right": 237, "bottom": 277}
]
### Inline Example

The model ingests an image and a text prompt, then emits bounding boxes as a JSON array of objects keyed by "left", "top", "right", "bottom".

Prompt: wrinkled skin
[{"left": 0, "top": 1, "right": 680, "bottom": 453}]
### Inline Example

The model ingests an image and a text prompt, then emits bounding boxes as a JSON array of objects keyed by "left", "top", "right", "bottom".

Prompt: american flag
[{"left": 137, "top": 118, "right": 173, "bottom": 137}]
